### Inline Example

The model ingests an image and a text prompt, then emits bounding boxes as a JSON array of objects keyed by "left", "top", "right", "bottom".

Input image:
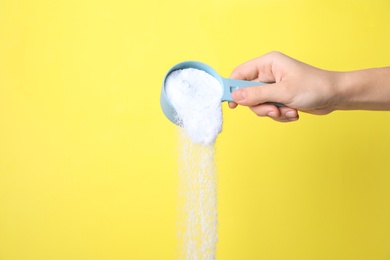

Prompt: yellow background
[{"left": 1, "top": 0, "right": 390, "bottom": 259}]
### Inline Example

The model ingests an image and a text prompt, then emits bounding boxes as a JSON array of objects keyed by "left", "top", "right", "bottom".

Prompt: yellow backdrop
[{"left": 1, "top": 0, "right": 390, "bottom": 259}]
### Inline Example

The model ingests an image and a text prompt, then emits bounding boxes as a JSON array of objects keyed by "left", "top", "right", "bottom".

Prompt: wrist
[
  {"left": 334, "top": 68, "right": 390, "bottom": 111},
  {"left": 332, "top": 71, "right": 353, "bottom": 110}
]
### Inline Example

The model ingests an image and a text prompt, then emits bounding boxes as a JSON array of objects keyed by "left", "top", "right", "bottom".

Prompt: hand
[{"left": 229, "top": 51, "right": 340, "bottom": 122}]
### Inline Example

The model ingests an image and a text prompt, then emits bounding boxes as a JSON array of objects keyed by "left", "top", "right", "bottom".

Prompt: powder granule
[{"left": 165, "top": 68, "right": 223, "bottom": 145}]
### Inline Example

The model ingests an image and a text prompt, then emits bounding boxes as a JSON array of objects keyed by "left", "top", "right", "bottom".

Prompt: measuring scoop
[{"left": 160, "top": 61, "right": 283, "bottom": 125}]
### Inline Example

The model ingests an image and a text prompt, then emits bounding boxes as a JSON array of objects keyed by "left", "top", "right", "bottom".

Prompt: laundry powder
[
  {"left": 165, "top": 68, "right": 223, "bottom": 145},
  {"left": 165, "top": 68, "right": 221, "bottom": 259},
  {"left": 176, "top": 132, "right": 218, "bottom": 259}
]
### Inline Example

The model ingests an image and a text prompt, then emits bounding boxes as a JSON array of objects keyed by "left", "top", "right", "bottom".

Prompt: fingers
[
  {"left": 228, "top": 52, "right": 300, "bottom": 122},
  {"left": 230, "top": 51, "right": 288, "bottom": 82},
  {"left": 228, "top": 101, "right": 238, "bottom": 109},
  {"left": 249, "top": 104, "right": 299, "bottom": 122},
  {"left": 232, "top": 83, "right": 286, "bottom": 107},
  {"left": 230, "top": 57, "right": 262, "bottom": 80},
  {"left": 228, "top": 101, "right": 299, "bottom": 122},
  {"left": 228, "top": 95, "right": 298, "bottom": 122}
]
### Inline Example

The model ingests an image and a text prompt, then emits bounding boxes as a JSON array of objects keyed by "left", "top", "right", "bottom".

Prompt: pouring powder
[{"left": 166, "top": 68, "right": 222, "bottom": 259}]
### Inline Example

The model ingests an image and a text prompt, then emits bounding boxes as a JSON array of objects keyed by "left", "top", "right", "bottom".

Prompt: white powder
[
  {"left": 165, "top": 68, "right": 223, "bottom": 145},
  {"left": 166, "top": 68, "right": 221, "bottom": 259},
  {"left": 177, "top": 133, "right": 218, "bottom": 260}
]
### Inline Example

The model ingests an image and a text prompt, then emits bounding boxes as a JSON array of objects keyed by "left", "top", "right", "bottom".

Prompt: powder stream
[{"left": 177, "top": 129, "right": 218, "bottom": 259}]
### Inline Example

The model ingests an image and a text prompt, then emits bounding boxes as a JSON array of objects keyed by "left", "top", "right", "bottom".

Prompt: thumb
[{"left": 232, "top": 82, "right": 285, "bottom": 107}]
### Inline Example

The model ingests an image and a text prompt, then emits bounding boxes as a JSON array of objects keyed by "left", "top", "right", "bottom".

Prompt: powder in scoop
[{"left": 165, "top": 68, "right": 223, "bottom": 145}]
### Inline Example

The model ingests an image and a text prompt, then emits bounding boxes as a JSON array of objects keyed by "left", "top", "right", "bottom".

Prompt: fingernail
[
  {"left": 267, "top": 111, "right": 277, "bottom": 117},
  {"left": 286, "top": 111, "right": 296, "bottom": 118},
  {"left": 233, "top": 89, "right": 246, "bottom": 101}
]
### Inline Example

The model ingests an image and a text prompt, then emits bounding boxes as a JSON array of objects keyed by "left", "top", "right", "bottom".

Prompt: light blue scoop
[{"left": 160, "top": 61, "right": 283, "bottom": 125}]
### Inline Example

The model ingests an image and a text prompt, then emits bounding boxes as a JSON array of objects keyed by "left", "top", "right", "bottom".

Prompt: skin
[{"left": 229, "top": 51, "right": 390, "bottom": 122}]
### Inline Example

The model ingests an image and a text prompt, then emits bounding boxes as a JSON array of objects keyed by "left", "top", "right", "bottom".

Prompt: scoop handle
[{"left": 221, "top": 78, "right": 284, "bottom": 107}]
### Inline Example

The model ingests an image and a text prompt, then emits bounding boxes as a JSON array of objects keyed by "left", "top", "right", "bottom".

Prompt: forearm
[{"left": 335, "top": 67, "right": 390, "bottom": 111}]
